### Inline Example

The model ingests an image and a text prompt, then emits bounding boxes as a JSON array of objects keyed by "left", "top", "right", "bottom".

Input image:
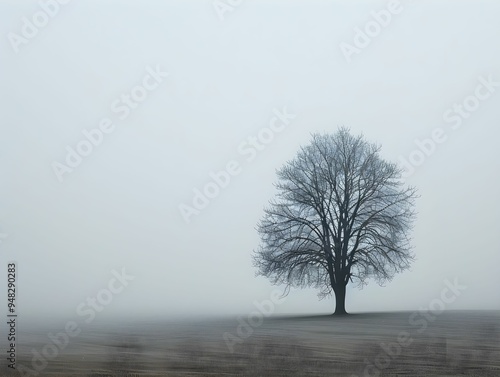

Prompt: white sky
[{"left": 1, "top": 0, "right": 499, "bottom": 324}]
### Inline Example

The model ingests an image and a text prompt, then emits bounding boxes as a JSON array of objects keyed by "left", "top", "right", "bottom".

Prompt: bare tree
[{"left": 253, "top": 128, "right": 417, "bottom": 315}]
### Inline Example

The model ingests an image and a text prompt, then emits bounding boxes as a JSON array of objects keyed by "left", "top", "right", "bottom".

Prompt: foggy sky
[{"left": 1, "top": 0, "right": 499, "bottom": 324}]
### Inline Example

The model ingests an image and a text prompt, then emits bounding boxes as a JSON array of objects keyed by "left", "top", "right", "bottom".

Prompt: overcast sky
[{"left": 1, "top": 0, "right": 499, "bottom": 324}]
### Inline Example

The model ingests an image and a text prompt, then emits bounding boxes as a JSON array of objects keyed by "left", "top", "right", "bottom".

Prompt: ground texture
[{"left": 3, "top": 311, "right": 500, "bottom": 376}]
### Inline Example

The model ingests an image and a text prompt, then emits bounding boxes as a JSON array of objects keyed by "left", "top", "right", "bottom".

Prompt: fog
[{"left": 1, "top": 0, "right": 499, "bottom": 325}]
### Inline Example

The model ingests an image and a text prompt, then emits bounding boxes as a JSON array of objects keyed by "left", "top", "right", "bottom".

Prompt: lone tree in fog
[{"left": 253, "top": 128, "right": 417, "bottom": 315}]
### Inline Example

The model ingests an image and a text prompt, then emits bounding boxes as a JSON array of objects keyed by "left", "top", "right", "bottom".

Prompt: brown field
[{"left": 4, "top": 311, "right": 500, "bottom": 376}]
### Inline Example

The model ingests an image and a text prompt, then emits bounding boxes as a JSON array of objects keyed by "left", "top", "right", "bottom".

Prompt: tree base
[{"left": 332, "top": 310, "right": 348, "bottom": 316}]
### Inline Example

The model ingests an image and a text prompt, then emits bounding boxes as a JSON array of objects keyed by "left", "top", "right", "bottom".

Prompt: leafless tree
[{"left": 253, "top": 128, "right": 417, "bottom": 315}]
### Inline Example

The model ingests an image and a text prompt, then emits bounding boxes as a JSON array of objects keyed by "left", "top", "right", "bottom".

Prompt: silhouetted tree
[{"left": 253, "top": 128, "right": 417, "bottom": 315}]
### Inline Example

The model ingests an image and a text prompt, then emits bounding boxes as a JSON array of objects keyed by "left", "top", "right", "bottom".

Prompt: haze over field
[{"left": 1, "top": 0, "right": 500, "bottom": 325}]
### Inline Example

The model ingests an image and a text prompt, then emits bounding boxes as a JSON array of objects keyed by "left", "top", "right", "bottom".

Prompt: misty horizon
[{"left": 1, "top": 0, "right": 499, "bottom": 326}]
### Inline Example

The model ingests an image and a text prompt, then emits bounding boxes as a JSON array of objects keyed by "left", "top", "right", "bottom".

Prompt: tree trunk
[{"left": 334, "top": 283, "right": 347, "bottom": 315}]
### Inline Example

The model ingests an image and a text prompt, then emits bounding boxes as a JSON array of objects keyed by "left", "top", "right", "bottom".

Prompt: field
[{"left": 4, "top": 311, "right": 500, "bottom": 376}]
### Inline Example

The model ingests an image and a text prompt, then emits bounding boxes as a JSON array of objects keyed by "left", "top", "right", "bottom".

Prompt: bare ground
[{"left": 3, "top": 311, "right": 500, "bottom": 376}]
